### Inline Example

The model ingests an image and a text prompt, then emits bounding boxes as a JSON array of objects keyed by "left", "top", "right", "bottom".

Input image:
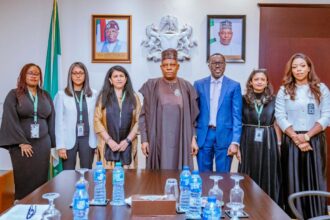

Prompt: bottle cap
[
  {"left": 115, "top": 162, "right": 122, "bottom": 166},
  {"left": 183, "top": 165, "right": 190, "bottom": 170},
  {"left": 96, "top": 161, "right": 102, "bottom": 166},
  {"left": 76, "top": 183, "right": 86, "bottom": 189},
  {"left": 207, "top": 196, "right": 216, "bottom": 202},
  {"left": 192, "top": 170, "right": 199, "bottom": 175}
]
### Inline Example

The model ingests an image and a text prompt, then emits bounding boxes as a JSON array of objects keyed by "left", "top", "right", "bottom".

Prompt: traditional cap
[
  {"left": 161, "top": 48, "right": 177, "bottom": 60},
  {"left": 106, "top": 20, "right": 119, "bottom": 30},
  {"left": 220, "top": 20, "right": 232, "bottom": 30}
]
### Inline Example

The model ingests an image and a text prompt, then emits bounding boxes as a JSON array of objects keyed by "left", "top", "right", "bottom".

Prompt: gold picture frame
[{"left": 92, "top": 14, "right": 132, "bottom": 63}]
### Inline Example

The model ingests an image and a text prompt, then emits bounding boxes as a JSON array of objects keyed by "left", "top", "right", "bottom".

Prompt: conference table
[{"left": 18, "top": 170, "right": 290, "bottom": 219}]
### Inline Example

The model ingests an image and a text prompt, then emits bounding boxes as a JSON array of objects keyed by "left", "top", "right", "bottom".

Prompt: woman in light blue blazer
[{"left": 54, "top": 62, "right": 97, "bottom": 169}]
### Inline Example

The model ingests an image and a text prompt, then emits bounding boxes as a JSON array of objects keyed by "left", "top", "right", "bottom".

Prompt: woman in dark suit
[{"left": 0, "top": 63, "right": 55, "bottom": 200}]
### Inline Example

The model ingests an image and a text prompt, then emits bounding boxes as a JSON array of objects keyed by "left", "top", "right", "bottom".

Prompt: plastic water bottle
[
  {"left": 72, "top": 183, "right": 89, "bottom": 220},
  {"left": 186, "top": 170, "right": 202, "bottom": 219},
  {"left": 179, "top": 165, "right": 191, "bottom": 212},
  {"left": 110, "top": 162, "right": 125, "bottom": 206},
  {"left": 93, "top": 161, "right": 106, "bottom": 204},
  {"left": 202, "top": 196, "right": 221, "bottom": 220}
]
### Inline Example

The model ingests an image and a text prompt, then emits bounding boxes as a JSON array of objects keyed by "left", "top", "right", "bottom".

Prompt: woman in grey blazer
[{"left": 54, "top": 62, "right": 97, "bottom": 169}]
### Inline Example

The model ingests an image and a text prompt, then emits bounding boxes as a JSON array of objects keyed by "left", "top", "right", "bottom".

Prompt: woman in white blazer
[{"left": 54, "top": 62, "right": 97, "bottom": 169}]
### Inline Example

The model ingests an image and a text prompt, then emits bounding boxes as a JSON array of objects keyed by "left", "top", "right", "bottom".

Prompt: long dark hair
[
  {"left": 244, "top": 69, "right": 273, "bottom": 105},
  {"left": 282, "top": 53, "right": 321, "bottom": 104},
  {"left": 16, "top": 63, "right": 43, "bottom": 99},
  {"left": 97, "top": 65, "right": 136, "bottom": 109},
  {"left": 64, "top": 62, "right": 93, "bottom": 97}
]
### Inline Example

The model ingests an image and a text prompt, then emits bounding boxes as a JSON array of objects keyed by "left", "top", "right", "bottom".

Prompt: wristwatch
[
  {"left": 126, "top": 137, "right": 132, "bottom": 145},
  {"left": 304, "top": 134, "right": 310, "bottom": 142}
]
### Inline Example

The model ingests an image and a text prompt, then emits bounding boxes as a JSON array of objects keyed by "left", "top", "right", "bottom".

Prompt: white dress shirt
[
  {"left": 275, "top": 83, "right": 330, "bottom": 132},
  {"left": 209, "top": 75, "right": 223, "bottom": 126}
]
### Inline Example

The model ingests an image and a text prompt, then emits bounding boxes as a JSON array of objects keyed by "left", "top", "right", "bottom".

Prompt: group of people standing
[{"left": 0, "top": 49, "right": 328, "bottom": 219}]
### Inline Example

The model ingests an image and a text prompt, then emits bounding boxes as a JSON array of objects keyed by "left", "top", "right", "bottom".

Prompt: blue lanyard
[
  {"left": 74, "top": 91, "right": 84, "bottom": 123},
  {"left": 254, "top": 100, "right": 264, "bottom": 128},
  {"left": 28, "top": 91, "right": 38, "bottom": 123}
]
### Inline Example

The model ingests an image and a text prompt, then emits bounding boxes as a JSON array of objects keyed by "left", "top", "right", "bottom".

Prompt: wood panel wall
[{"left": 258, "top": 3, "right": 330, "bottom": 201}]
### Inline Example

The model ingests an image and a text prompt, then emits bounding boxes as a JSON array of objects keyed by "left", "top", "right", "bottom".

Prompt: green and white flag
[
  {"left": 44, "top": 0, "right": 62, "bottom": 178},
  {"left": 209, "top": 19, "right": 216, "bottom": 44}
]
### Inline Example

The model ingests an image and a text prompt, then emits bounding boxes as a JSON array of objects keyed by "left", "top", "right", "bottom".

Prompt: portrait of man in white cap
[{"left": 97, "top": 20, "right": 127, "bottom": 53}]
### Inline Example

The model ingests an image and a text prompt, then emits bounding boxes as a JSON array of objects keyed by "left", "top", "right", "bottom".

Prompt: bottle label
[
  {"left": 180, "top": 178, "right": 190, "bottom": 187},
  {"left": 113, "top": 172, "right": 124, "bottom": 183},
  {"left": 96, "top": 172, "right": 104, "bottom": 181},
  {"left": 74, "top": 198, "right": 89, "bottom": 210},
  {"left": 190, "top": 182, "right": 200, "bottom": 191}
]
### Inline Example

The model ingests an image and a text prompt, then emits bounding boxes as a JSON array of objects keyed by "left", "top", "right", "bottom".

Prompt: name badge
[
  {"left": 77, "top": 123, "right": 85, "bottom": 137},
  {"left": 307, "top": 103, "right": 315, "bottom": 115},
  {"left": 254, "top": 128, "right": 264, "bottom": 142},
  {"left": 30, "top": 124, "right": 40, "bottom": 138}
]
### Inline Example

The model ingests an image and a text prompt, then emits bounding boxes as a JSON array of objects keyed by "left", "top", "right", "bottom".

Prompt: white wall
[{"left": 1, "top": 0, "right": 329, "bottom": 169}]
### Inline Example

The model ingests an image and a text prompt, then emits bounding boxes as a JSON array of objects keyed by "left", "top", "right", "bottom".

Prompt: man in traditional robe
[{"left": 139, "top": 48, "right": 199, "bottom": 170}]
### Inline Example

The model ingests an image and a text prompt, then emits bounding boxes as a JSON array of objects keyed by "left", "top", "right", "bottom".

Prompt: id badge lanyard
[
  {"left": 254, "top": 101, "right": 264, "bottom": 127},
  {"left": 74, "top": 91, "right": 84, "bottom": 123},
  {"left": 119, "top": 92, "right": 126, "bottom": 128},
  {"left": 28, "top": 91, "right": 38, "bottom": 124}
]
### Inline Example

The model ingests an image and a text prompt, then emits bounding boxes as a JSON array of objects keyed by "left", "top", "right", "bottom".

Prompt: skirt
[{"left": 281, "top": 131, "right": 327, "bottom": 219}]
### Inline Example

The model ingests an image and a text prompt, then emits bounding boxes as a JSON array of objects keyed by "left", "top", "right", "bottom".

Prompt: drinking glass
[
  {"left": 226, "top": 175, "right": 244, "bottom": 217},
  {"left": 164, "top": 178, "right": 179, "bottom": 203},
  {"left": 226, "top": 202, "right": 245, "bottom": 220},
  {"left": 41, "top": 192, "right": 61, "bottom": 220},
  {"left": 208, "top": 175, "right": 223, "bottom": 207},
  {"left": 76, "top": 168, "right": 89, "bottom": 189}
]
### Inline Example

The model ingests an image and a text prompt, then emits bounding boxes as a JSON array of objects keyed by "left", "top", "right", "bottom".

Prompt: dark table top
[{"left": 19, "top": 170, "right": 290, "bottom": 220}]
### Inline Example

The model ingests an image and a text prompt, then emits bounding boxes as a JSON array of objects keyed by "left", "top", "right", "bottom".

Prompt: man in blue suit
[{"left": 194, "top": 53, "right": 242, "bottom": 172}]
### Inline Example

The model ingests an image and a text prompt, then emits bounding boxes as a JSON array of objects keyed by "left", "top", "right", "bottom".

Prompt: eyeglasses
[
  {"left": 27, "top": 72, "right": 40, "bottom": 77},
  {"left": 210, "top": 62, "right": 225, "bottom": 66},
  {"left": 72, "top": 72, "right": 85, "bottom": 76}
]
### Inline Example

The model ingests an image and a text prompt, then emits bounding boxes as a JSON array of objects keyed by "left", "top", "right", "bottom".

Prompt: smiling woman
[
  {"left": 94, "top": 65, "right": 141, "bottom": 169},
  {"left": 275, "top": 53, "right": 330, "bottom": 219},
  {"left": 0, "top": 63, "right": 56, "bottom": 200},
  {"left": 239, "top": 69, "right": 281, "bottom": 204},
  {"left": 54, "top": 62, "right": 98, "bottom": 170}
]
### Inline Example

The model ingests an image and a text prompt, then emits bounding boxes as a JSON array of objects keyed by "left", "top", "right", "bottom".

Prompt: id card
[
  {"left": 30, "top": 123, "right": 40, "bottom": 138},
  {"left": 77, "top": 123, "right": 85, "bottom": 137},
  {"left": 254, "top": 128, "right": 264, "bottom": 142},
  {"left": 307, "top": 103, "right": 315, "bottom": 115}
]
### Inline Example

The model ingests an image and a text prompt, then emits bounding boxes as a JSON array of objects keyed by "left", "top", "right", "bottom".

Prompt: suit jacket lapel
[
  {"left": 218, "top": 76, "right": 229, "bottom": 111},
  {"left": 203, "top": 76, "right": 211, "bottom": 111}
]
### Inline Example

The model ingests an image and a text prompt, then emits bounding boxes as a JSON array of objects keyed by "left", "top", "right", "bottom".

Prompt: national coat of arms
[{"left": 141, "top": 15, "right": 197, "bottom": 62}]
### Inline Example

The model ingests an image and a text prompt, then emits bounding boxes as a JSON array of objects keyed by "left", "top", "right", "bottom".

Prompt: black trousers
[{"left": 62, "top": 136, "right": 95, "bottom": 170}]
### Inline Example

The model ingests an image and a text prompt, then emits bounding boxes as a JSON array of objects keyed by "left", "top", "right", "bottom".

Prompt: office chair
[{"left": 288, "top": 190, "right": 330, "bottom": 220}]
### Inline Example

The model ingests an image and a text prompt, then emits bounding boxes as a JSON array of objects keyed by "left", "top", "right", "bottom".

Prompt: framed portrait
[
  {"left": 92, "top": 15, "right": 132, "bottom": 63},
  {"left": 207, "top": 15, "right": 246, "bottom": 63}
]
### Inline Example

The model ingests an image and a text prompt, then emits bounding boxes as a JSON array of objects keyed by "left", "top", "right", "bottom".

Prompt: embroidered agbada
[{"left": 139, "top": 77, "right": 199, "bottom": 170}]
